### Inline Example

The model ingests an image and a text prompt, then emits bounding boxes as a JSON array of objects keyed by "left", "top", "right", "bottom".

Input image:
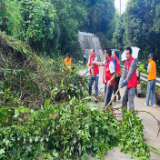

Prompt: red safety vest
[
  {"left": 114, "top": 56, "right": 121, "bottom": 75},
  {"left": 124, "top": 56, "right": 137, "bottom": 88},
  {"left": 90, "top": 55, "right": 99, "bottom": 76},
  {"left": 103, "top": 57, "right": 115, "bottom": 86}
]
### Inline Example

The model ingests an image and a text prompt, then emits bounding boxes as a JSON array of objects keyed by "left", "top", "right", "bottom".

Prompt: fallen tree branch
[{"left": 112, "top": 106, "right": 160, "bottom": 137}]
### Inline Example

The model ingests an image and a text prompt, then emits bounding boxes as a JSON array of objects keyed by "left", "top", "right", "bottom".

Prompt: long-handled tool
[{"left": 105, "top": 86, "right": 121, "bottom": 110}]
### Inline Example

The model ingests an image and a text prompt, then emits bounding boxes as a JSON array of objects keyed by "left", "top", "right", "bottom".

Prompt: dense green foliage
[
  {"left": 0, "top": 0, "right": 116, "bottom": 58},
  {"left": 81, "top": 0, "right": 116, "bottom": 48},
  {"left": 0, "top": 100, "right": 154, "bottom": 160},
  {"left": 1, "top": 0, "right": 160, "bottom": 159},
  {"left": 0, "top": 33, "right": 88, "bottom": 109},
  {"left": 20, "top": 0, "right": 59, "bottom": 54},
  {"left": 119, "top": 112, "right": 150, "bottom": 160},
  {"left": 113, "top": 0, "right": 160, "bottom": 73},
  {"left": 0, "top": 0, "right": 22, "bottom": 38},
  {"left": 0, "top": 101, "right": 118, "bottom": 159},
  {"left": 0, "top": 33, "right": 159, "bottom": 160}
]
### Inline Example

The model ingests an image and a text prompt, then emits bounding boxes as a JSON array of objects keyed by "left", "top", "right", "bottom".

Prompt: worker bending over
[{"left": 121, "top": 47, "right": 137, "bottom": 113}]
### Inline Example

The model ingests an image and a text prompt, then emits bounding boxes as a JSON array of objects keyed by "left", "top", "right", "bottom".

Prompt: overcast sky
[{"left": 115, "top": 0, "right": 129, "bottom": 13}]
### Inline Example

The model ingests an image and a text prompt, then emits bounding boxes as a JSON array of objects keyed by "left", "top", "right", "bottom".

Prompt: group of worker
[
  {"left": 87, "top": 47, "right": 157, "bottom": 114},
  {"left": 64, "top": 48, "right": 157, "bottom": 114}
]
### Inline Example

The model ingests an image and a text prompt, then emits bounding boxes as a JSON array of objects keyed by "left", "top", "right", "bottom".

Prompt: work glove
[
  {"left": 87, "top": 68, "right": 90, "bottom": 72},
  {"left": 120, "top": 80, "right": 125, "bottom": 88}
]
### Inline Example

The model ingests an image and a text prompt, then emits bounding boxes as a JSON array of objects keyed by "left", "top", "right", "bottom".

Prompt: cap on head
[
  {"left": 148, "top": 53, "right": 153, "bottom": 58},
  {"left": 67, "top": 53, "right": 70, "bottom": 57}
]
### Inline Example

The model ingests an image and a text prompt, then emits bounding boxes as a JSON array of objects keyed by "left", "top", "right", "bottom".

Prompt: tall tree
[
  {"left": 50, "top": 0, "right": 87, "bottom": 57},
  {"left": 113, "top": 0, "right": 160, "bottom": 72}
]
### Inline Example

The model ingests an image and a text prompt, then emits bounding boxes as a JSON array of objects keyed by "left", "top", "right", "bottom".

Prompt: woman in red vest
[
  {"left": 112, "top": 51, "right": 121, "bottom": 102},
  {"left": 87, "top": 49, "right": 99, "bottom": 96},
  {"left": 121, "top": 47, "right": 137, "bottom": 113},
  {"left": 92, "top": 48, "right": 116, "bottom": 114}
]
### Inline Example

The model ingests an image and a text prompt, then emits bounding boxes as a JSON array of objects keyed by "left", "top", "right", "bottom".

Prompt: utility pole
[{"left": 120, "top": 0, "right": 121, "bottom": 16}]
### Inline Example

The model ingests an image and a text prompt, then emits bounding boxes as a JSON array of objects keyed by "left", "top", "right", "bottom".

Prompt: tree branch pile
[{"left": 0, "top": 32, "right": 88, "bottom": 108}]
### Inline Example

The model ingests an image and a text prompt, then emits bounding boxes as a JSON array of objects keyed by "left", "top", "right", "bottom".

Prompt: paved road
[{"left": 85, "top": 67, "right": 160, "bottom": 160}]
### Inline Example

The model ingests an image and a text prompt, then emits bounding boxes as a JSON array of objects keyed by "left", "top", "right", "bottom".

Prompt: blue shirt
[{"left": 112, "top": 58, "right": 117, "bottom": 70}]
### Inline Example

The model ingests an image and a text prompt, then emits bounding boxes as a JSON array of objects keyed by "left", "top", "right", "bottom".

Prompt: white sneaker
[
  {"left": 152, "top": 104, "right": 157, "bottom": 107},
  {"left": 145, "top": 103, "right": 149, "bottom": 106}
]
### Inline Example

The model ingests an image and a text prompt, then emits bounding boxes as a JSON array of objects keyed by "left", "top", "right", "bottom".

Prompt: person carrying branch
[
  {"left": 145, "top": 53, "right": 157, "bottom": 106},
  {"left": 87, "top": 49, "right": 99, "bottom": 97},
  {"left": 92, "top": 48, "right": 115, "bottom": 114},
  {"left": 121, "top": 47, "right": 137, "bottom": 113}
]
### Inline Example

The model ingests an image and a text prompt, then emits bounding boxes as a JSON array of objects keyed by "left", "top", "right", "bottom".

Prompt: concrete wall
[{"left": 78, "top": 32, "right": 105, "bottom": 62}]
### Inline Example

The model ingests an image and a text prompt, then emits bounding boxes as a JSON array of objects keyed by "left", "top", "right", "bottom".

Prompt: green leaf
[
  {"left": 90, "top": 105, "right": 97, "bottom": 111},
  {"left": 0, "top": 149, "right": 5, "bottom": 155},
  {"left": 52, "top": 149, "right": 59, "bottom": 158}
]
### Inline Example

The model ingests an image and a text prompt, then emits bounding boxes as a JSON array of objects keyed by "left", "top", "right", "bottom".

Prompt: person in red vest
[
  {"left": 112, "top": 51, "right": 121, "bottom": 102},
  {"left": 121, "top": 47, "right": 137, "bottom": 113},
  {"left": 92, "top": 48, "right": 116, "bottom": 114},
  {"left": 87, "top": 49, "right": 99, "bottom": 96}
]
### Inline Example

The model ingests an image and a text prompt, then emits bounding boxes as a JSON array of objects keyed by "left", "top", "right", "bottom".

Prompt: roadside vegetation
[
  {"left": 112, "top": 0, "right": 160, "bottom": 75},
  {"left": 0, "top": 0, "right": 115, "bottom": 59},
  {"left": 0, "top": 32, "right": 160, "bottom": 160},
  {"left": 1, "top": 0, "right": 160, "bottom": 159}
]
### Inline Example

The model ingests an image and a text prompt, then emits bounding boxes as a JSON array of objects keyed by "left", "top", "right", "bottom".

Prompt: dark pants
[
  {"left": 122, "top": 87, "right": 136, "bottom": 113},
  {"left": 146, "top": 80, "right": 156, "bottom": 105},
  {"left": 114, "top": 76, "right": 121, "bottom": 100},
  {"left": 83, "top": 58, "right": 87, "bottom": 64},
  {"left": 105, "top": 84, "right": 114, "bottom": 107},
  {"left": 89, "top": 75, "right": 99, "bottom": 96}
]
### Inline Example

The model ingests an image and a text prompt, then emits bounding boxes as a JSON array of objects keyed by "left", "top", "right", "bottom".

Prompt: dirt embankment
[{"left": 156, "top": 90, "right": 160, "bottom": 105}]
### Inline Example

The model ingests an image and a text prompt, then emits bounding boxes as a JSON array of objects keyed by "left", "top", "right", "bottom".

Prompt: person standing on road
[
  {"left": 92, "top": 48, "right": 115, "bottom": 114},
  {"left": 87, "top": 49, "right": 99, "bottom": 97},
  {"left": 112, "top": 51, "right": 121, "bottom": 102},
  {"left": 121, "top": 47, "right": 137, "bottom": 113},
  {"left": 145, "top": 53, "right": 157, "bottom": 106}
]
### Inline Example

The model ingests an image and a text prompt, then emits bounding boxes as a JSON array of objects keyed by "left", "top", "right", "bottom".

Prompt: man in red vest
[
  {"left": 121, "top": 47, "right": 137, "bottom": 113},
  {"left": 92, "top": 48, "right": 116, "bottom": 114},
  {"left": 87, "top": 49, "right": 99, "bottom": 96},
  {"left": 112, "top": 51, "right": 121, "bottom": 102}
]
